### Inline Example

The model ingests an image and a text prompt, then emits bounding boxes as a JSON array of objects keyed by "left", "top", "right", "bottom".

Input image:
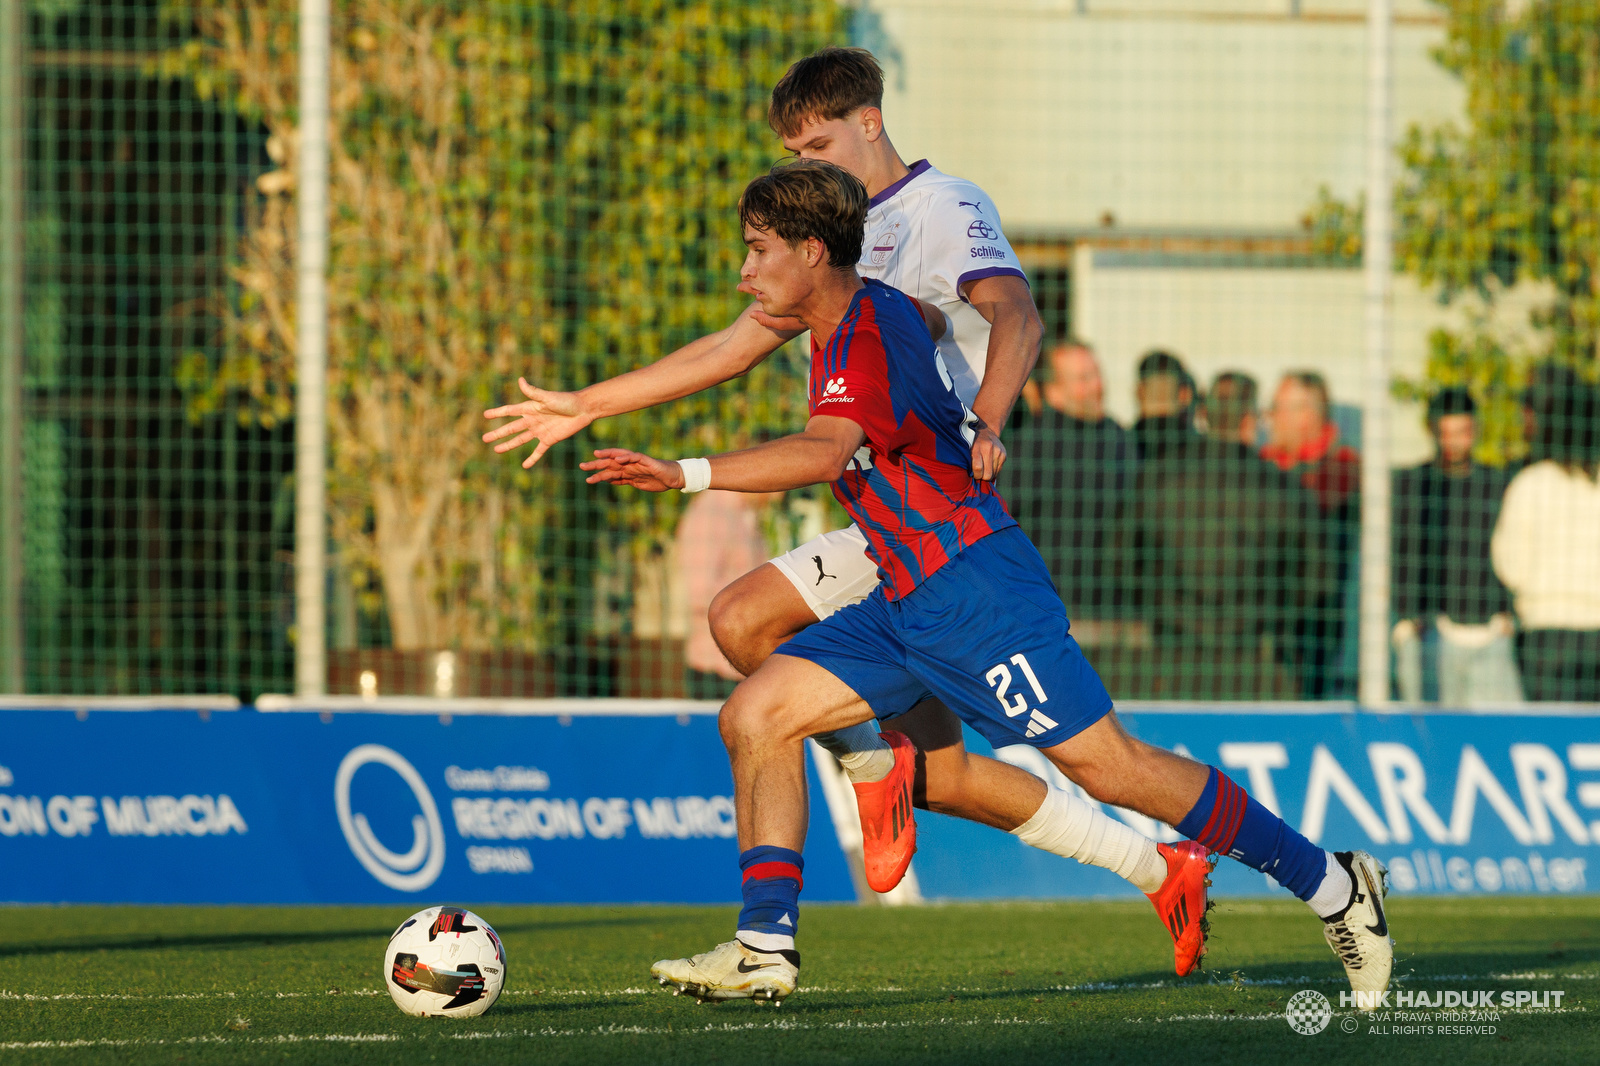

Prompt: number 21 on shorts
[{"left": 985, "top": 654, "right": 1060, "bottom": 739}]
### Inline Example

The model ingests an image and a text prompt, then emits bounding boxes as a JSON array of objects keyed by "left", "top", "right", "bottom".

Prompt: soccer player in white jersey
[{"left": 484, "top": 47, "right": 1215, "bottom": 977}]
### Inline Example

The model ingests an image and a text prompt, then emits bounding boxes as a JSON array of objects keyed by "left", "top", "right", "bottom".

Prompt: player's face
[
  {"left": 1268, "top": 380, "right": 1324, "bottom": 450},
  {"left": 739, "top": 223, "right": 814, "bottom": 317},
  {"left": 1052, "top": 346, "right": 1104, "bottom": 421},
  {"left": 781, "top": 111, "right": 878, "bottom": 181},
  {"left": 1435, "top": 413, "right": 1476, "bottom": 465}
]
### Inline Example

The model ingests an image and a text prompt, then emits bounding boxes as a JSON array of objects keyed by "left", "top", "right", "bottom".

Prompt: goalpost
[
  {"left": 1358, "top": 0, "right": 1395, "bottom": 710},
  {"left": 296, "top": 0, "right": 330, "bottom": 698}
]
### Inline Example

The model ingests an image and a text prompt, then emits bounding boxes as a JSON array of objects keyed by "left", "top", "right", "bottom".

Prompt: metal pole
[
  {"left": 1, "top": 0, "right": 27, "bottom": 694},
  {"left": 296, "top": 0, "right": 329, "bottom": 696},
  {"left": 1358, "top": 0, "right": 1394, "bottom": 708}
]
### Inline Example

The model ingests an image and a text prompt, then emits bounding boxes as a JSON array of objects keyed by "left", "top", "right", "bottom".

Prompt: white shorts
[{"left": 770, "top": 525, "right": 882, "bottom": 621}]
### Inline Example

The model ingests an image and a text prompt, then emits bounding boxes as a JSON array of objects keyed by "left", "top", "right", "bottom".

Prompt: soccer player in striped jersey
[
  {"left": 485, "top": 47, "right": 1213, "bottom": 975},
  {"left": 583, "top": 161, "right": 1393, "bottom": 1004}
]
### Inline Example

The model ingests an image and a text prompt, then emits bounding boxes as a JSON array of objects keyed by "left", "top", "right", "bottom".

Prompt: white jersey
[{"left": 855, "top": 160, "right": 1027, "bottom": 408}]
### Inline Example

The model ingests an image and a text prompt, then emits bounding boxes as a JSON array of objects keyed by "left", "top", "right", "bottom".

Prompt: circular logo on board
[
  {"left": 335, "top": 744, "right": 446, "bottom": 892},
  {"left": 1285, "top": 989, "right": 1333, "bottom": 1035}
]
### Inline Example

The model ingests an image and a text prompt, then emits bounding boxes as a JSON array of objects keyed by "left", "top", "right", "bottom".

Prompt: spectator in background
[
  {"left": 1120, "top": 371, "right": 1326, "bottom": 697},
  {"left": 1518, "top": 362, "right": 1583, "bottom": 464},
  {"left": 1132, "top": 349, "right": 1197, "bottom": 460},
  {"left": 1263, "top": 372, "right": 1360, "bottom": 515},
  {"left": 1262, "top": 371, "right": 1360, "bottom": 698},
  {"left": 1391, "top": 388, "right": 1521, "bottom": 705},
  {"left": 1493, "top": 377, "right": 1600, "bottom": 701},
  {"left": 1205, "top": 372, "right": 1261, "bottom": 447},
  {"left": 1005, "top": 340, "right": 1132, "bottom": 619},
  {"left": 676, "top": 489, "right": 781, "bottom": 699}
]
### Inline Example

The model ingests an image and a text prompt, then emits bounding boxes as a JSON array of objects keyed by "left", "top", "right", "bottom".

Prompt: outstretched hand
[
  {"left": 750, "top": 307, "right": 808, "bottom": 332},
  {"left": 737, "top": 282, "right": 808, "bottom": 333},
  {"left": 482, "top": 378, "right": 594, "bottom": 469},
  {"left": 580, "top": 449, "right": 686, "bottom": 493}
]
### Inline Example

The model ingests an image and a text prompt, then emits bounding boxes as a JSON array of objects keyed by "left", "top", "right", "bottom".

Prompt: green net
[
  {"left": 4, "top": 0, "right": 1599, "bottom": 702},
  {"left": 12, "top": 2, "right": 288, "bottom": 696}
]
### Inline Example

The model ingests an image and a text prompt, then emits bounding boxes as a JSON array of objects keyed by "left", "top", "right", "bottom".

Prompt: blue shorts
[{"left": 776, "top": 526, "right": 1113, "bottom": 750}]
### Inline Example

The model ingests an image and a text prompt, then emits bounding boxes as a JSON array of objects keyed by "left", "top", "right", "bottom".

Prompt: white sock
[
  {"left": 737, "top": 930, "right": 795, "bottom": 953},
  {"left": 1307, "top": 851, "right": 1354, "bottom": 919},
  {"left": 811, "top": 722, "right": 894, "bottom": 783},
  {"left": 1011, "top": 787, "right": 1168, "bottom": 894}
]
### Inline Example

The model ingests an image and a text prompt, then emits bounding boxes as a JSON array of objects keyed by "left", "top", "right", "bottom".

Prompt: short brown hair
[
  {"left": 1036, "top": 338, "right": 1094, "bottom": 383},
  {"left": 769, "top": 47, "right": 885, "bottom": 139},
  {"left": 738, "top": 160, "right": 867, "bottom": 268},
  {"left": 1283, "top": 371, "right": 1330, "bottom": 418},
  {"left": 1206, "top": 372, "right": 1258, "bottom": 437}
]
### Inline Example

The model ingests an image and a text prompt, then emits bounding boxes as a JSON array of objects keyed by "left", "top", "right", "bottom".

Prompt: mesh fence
[{"left": 2, "top": 0, "right": 1598, "bottom": 702}]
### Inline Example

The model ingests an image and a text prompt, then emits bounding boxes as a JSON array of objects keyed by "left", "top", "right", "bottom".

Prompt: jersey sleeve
[
  {"left": 925, "top": 180, "right": 1029, "bottom": 305},
  {"left": 809, "top": 309, "right": 892, "bottom": 443}
]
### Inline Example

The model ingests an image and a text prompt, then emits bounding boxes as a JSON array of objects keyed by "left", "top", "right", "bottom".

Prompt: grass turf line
[{"left": 0, "top": 897, "right": 1595, "bottom": 1065}]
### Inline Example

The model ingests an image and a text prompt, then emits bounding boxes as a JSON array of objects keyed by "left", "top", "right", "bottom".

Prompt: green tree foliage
[
  {"left": 1303, "top": 186, "right": 1364, "bottom": 266},
  {"left": 161, "top": 1, "right": 842, "bottom": 651},
  {"left": 1307, "top": 0, "right": 1600, "bottom": 462}
]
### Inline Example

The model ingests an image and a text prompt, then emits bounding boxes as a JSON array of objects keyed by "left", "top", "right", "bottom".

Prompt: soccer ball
[{"left": 384, "top": 906, "right": 506, "bottom": 1018}]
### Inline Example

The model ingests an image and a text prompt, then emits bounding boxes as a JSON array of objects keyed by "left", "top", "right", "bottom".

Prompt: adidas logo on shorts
[{"left": 1023, "top": 709, "right": 1058, "bottom": 739}]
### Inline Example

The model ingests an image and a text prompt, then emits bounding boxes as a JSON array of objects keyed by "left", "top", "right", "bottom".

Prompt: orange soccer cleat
[
  {"left": 852, "top": 730, "right": 918, "bottom": 893},
  {"left": 1146, "top": 840, "right": 1216, "bottom": 977}
]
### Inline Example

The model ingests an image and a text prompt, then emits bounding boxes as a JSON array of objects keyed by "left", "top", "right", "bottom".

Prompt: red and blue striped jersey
[{"left": 809, "top": 278, "right": 1016, "bottom": 600}]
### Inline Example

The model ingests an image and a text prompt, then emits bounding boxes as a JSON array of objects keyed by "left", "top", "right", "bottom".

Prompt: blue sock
[
  {"left": 1177, "top": 766, "right": 1327, "bottom": 901},
  {"left": 737, "top": 845, "right": 803, "bottom": 950}
]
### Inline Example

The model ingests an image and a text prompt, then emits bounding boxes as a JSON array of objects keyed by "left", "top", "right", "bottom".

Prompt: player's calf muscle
[
  {"left": 891, "top": 701, "right": 1038, "bottom": 828},
  {"left": 921, "top": 748, "right": 1045, "bottom": 831}
]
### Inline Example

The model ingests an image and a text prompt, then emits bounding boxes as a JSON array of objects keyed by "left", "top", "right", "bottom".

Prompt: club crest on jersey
[
  {"left": 868, "top": 229, "right": 897, "bottom": 266},
  {"left": 966, "top": 219, "right": 998, "bottom": 240}
]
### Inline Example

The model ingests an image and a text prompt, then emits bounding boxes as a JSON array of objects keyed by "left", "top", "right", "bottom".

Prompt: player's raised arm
[
  {"left": 580, "top": 415, "right": 866, "bottom": 494},
  {"left": 482, "top": 303, "right": 801, "bottom": 469},
  {"left": 962, "top": 273, "right": 1043, "bottom": 481}
]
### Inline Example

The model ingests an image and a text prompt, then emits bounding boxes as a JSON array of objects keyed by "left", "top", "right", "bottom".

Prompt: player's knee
[
  {"left": 1050, "top": 748, "right": 1132, "bottom": 807},
  {"left": 1070, "top": 765, "right": 1125, "bottom": 807},
  {"left": 717, "top": 690, "right": 759, "bottom": 751},
  {"left": 1046, "top": 715, "right": 1148, "bottom": 806},
  {"left": 707, "top": 584, "right": 753, "bottom": 651},
  {"left": 709, "top": 585, "right": 785, "bottom": 670},
  {"left": 717, "top": 681, "right": 791, "bottom": 751}
]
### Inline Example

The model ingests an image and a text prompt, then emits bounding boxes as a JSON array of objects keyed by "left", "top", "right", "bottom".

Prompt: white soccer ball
[{"left": 384, "top": 906, "right": 506, "bottom": 1018}]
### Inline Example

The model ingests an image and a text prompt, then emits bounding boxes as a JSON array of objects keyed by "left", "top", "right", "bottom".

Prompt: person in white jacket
[{"left": 1491, "top": 378, "right": 1600, "bottom": 701}]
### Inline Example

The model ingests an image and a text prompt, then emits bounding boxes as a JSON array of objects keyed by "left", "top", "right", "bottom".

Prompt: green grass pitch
[{"left": 1, "top": 897, "right": 1596, "bottom": 1065}]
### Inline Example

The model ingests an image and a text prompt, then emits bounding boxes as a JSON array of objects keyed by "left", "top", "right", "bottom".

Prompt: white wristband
[{"left": 677, "top": 457, "right": 712, "bottom": 494}]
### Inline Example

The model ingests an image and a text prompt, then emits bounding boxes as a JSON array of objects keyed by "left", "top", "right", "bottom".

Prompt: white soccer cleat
[
  {"left": 650, "top": 939, "right": 799, "bottom": 1005},
  {"left": 1322, "top": 850, "right": 1394, "bottom": 994}
]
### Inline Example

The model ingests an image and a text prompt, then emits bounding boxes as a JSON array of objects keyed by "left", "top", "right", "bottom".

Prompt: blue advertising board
[
  {"left": 0, "top": 704, "right": 1597, "bottom": 905},
  {"left": 0, "top": 708, "right": 854, "bottom": 905},
  {"left": 922, "top": 710, "right": 1600, "bottom": 902}
]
